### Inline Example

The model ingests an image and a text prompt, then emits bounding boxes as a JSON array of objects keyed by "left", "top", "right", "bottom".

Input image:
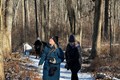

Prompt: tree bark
[
  {"left": 40, "top": 0, "right": 45, "bottom": 40},
  {"left": 79, "top": 0, "right": 82, "bottom": 46},
  {"left": 0, "top": 0, "right": 13, "bottom": 79},
  {"left": 34, "top": 0, "right": 39, "bottom": 38},
  {"left": 22, "top": 0, "right": 27, "bottom": 42},
  {"left": 90, "top": 0, "right": 103, "bottom": 59},
  {"left": 27, "top": 0, "right": 30, "bottom": 28},
  {"left": 109, "top": 0, "right": 112, "bottom": 56},
  {"left": 104, "top": 0, "right": 109, "bottom": 39},
  {"left": 66, "top": 0, "right": 76, "bottom": 35},
  {"left": 113, "top": 0, "right": 117, "bottom": 44},
  {"left": 0, "top": 0, "right": 5, "bottom": 79}
]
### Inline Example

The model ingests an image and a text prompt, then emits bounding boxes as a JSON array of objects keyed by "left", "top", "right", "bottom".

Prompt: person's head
[
  {"left": 49, "top": 36, "right": 58, "bottom": 48},
  {"left": 69, "top": 34, "right": 75, "bottom": 43},
  {"left": 25, "top": 42, "right": 28, "bottom": 44},
  {"left": 68, "top": 34, "right": 76, "bottom": 46},
  {"left": 37, "top": 37, "right": 40, "bottom": 41}
]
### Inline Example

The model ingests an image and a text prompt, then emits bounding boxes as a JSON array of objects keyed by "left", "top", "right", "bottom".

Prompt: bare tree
[
  {"left": 109, "top": 0, "right": 112, "bottom": 56},
  {"left": 40, "top": 0, "right": 45, "bottom": 40},
  {"left": 65, "top": 0, "right": 76, "bottom": 35},
  {"left": 34, "top": 0, "right": 39, "bottom": 38},
  {"left": 104, "top": 0, "right": 109, "bottom": 39},
  {"left": 0, "top": 0, "right": 13, "bottom": 79},
  {"left": 22, "top": 0, "right": 27, "bottom": 42},
  {"left": 90, "top": 0, "right": 103, "bottom": 59}
]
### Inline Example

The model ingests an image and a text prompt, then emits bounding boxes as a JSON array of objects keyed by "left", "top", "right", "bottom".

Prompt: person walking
[
  {"left": 65, "top": 34, "right": 82, "bottom": 80},
  {"left": 38, "top": 36, "right": 64, "bottom": 80}
]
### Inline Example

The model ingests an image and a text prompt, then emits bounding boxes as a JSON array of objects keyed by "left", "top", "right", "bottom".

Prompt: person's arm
[
  {"left": 64, "top": 45, "right": 70, "bottom": 70},
  {"left": 55, "top": 48, "right": 64, "bottom": 64},
  {"left": 77, "top": 45, "right": 82, "bottom": 64},
  {"left": 65, "top": 45, "right": 69, "bottom": 63},
  {"left": 24, "top": 44, "right": 26, "bottom": 52},
  {"left": 38, "top": 47, "right": 47, "bottom": 65}
]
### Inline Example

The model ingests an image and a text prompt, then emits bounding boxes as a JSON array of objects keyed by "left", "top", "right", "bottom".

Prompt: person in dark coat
[
  {"left": 38, "top": 36, "right": 64, "bottom": 80},
  {"left": 34, "top": 37, "right": 42, "bottom": 58},
  {"left": 65, "top": 34, "right": 82, "bottom": 80}
]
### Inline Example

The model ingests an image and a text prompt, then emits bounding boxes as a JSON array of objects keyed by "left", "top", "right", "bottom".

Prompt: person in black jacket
[
  {"left": 34, "top": 37, "right": 42, "bottom": 58},
  {"left": 65, "top": 34, "right": 82, "bottom": 80},
  {"left": 34, "top": 37, "right": 47, "bottom": 58}
]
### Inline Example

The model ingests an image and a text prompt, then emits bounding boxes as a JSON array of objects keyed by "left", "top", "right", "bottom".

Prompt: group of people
[
  {"left": 23, "top": 37, "right": 44, "bottom": 58},
  {"left": 23, "top": 34, "right": 82, "bottom": 80},
  {"left": 38, "top": 34, "right": 82, "bottom": 80}
]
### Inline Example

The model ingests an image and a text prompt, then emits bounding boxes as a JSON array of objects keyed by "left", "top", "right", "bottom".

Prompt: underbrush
[
  {"left": 89, "top": 45, "right": 120, "bottom": 79},
  {"left": 4, "top": 53, "right": 42, "bottom": 80}
]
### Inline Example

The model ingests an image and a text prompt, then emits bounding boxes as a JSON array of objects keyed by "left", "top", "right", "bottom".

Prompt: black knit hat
[
  {"left": 52, "top": 36, "right": 59, "bottom": 45},
  {"left": 69, "top": 34, "right": 75, "bottom": 42}
]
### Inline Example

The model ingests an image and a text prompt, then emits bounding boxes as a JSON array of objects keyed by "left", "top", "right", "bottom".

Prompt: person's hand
[
  {"left": 49, "top": 58, "right": 56, "bottom": 64},
  {"left": 37, "top": 65, "right": 42, "bottom": 73},
  {"left": 65, "top": 64, "right": 69, "bottom": 70}
]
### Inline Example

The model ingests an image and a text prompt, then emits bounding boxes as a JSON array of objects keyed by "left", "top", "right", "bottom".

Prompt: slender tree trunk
[
  {"left": 40, "top": 0, "right": 45, "bottom": 40},
  {"left": 13, "top": 0, "right": 20, "bottom": 28},
  {"left": 34, "top": 0, "right": 39, "bottom": 38},
  {"left": 80, "top": 20, "right": 82, "bottom": 46},
  {"left": 109, "top": 0, "right": 112, "bottom": 56},
  {"left": 0, "top": 0, "right": 5, "bottom": 79},
  {"left": 113, "top": 0, "right": 116, "bottom": 44},
  {"left": 90, "top": 0, "right": 103, "bottom": 59},
  {"left": 48, "top": 0, "right": 51, "bottom": 38},
  {"left": 27, "top": 0, "right": 30, "bottom": 28},
  {"left": 104, "top": 0, "right": 109, "bottom": 39},
  {"left": 22, "top": 0, "right": 27, "bottom": 42},
  {"left": 79, "top": 0, "right": 82, "bottom": 46},
  {"left": 66, "top": 0, "right": 76, "bottom": 35},
  {"left": 46, "top": 0, "right": 49, "bottom": 40}
]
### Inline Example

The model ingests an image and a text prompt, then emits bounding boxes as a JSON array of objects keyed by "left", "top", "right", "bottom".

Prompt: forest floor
[
  {"left": 4, "top": 45, "right": 120, "bottom": 80},
  {"left": 81, "top": 44, "right": 120, "bottom": 80},
  {"left": 4, "top": 53, "right": 94, "bottom": 80}
]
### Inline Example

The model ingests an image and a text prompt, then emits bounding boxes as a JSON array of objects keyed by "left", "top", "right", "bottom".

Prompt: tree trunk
[
  {"left": 0, "top": 0, "right": 13, "bottom": 79},
  {"left": 109, "top": 0, "right": 112, "bottom": 56},
  {"left": 27, "top": 0, "right": 30, "bottom": 28},
  {"left": 66, "top": 0, "right": 76, "bottom": 35},
  {"left": 34, "top": 0, "right": 39, "bottom": 38},
  {"left": 104, "top": 0, "right": 109, "bottom": 39},
  {"left": 22, "top": 0, "right": 27, "bottom": 42},
  {"left": 0, "top": 0, "right": 5, "bottom": 79},
  {"left": 40, "top": 0, "right": 45, "bottom": 40},
  {"left": 113, "top": 0, "right": 117, "bottom": 44},
  {"left": 79, "top": 0, "right": 82, "bottom": 46},
  {"left": 90, "top": 0, "right": 103, "bottom": 59}
]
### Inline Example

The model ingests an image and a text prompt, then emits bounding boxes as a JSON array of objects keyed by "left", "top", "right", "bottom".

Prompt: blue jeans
[{"left": 24, "top": 49, "right": 32, "bottom": 57}]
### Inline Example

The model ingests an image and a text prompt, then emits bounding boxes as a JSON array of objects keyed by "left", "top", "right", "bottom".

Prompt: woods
[{"left": 0, "top": 0, "right": 120, "bottom": 79}]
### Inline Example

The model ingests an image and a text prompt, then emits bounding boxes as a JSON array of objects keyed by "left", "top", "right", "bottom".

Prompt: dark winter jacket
[
  {"left": 34, "top": 40, "right": 47, "bottom": 57},
  {"left": 34, "top": 40, "right": 42, "bottom": 51},
  {"left": 39, "top": 44, "right": 64, "bottom": 80},
  {"left": 65, "top": 43, "right": 82, "bottom": 70}
]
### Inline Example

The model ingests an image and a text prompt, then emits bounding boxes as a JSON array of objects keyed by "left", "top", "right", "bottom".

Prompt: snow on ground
[{"left": 28, "top": 55, "right": 95, "bottom": 80}]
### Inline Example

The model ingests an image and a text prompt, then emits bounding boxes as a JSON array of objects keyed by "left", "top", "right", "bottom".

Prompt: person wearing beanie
[
  {"left": 34, "top": 37, "right": 42, "bottom": 58},
  {"left": 65, "top": 34, "right": 82, "bottom": 80},
  {"left": 38, "top": 36, "right": 64, "bottom": 80},
  {"left": 51, "top": 36, "right": 59, "bottom": 46},
  {"left": 69, "top": 34, "right": 75, "bottom": 42}
]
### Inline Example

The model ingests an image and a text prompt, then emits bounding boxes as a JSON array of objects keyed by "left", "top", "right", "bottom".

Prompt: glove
[
  {"left": 49, "top": 58, "right": 56, "bottom": 64},
  {"left": 65, "top": 64, "right": 69, "bottom": 70},
  {"left": 37, "top": 65, "right": 42, "bottom": 73}
]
